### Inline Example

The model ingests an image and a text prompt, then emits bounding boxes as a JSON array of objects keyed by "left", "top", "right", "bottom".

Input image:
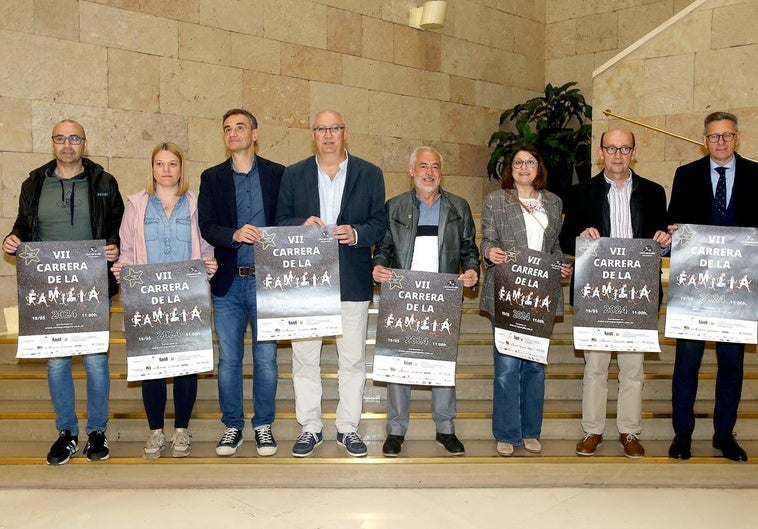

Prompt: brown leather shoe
[
  {"left": 619, "top": 433, "right": 645, "bottom": 458},
  {"left": 576, "top": 433, "right": 602, "bottom": 456}
]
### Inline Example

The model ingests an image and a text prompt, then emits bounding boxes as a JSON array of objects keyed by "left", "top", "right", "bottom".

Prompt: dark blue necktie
[{"left": 714, "top": 166, "right": 727, "bottom": 217}]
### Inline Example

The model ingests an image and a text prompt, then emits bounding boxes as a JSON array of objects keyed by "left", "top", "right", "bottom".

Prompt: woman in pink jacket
[{"left": 113, "top": 142, "right": 217, "bottom": 459}]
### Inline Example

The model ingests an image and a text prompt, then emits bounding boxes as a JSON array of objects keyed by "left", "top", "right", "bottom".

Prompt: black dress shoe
[
  {"left": 668, "top": 433, "right": 692, "bottom": 460},
  {"left": 435, "top": 432, "right": 465, "bottom": 456},
  {"left": 713, "top": 433, "right": 748, "bottom": 462},
  {"left": 382, "top": 435, "right": 404, "bottom": 457}
]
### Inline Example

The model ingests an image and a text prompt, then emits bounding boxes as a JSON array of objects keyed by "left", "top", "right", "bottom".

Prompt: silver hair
[{"left": 409, "top": 146, "right": 443, "bottom": 169}]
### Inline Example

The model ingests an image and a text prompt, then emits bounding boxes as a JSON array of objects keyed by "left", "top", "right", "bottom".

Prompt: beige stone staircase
[{"left": 1, "top": 277, "right": 757, "bottom": 489}]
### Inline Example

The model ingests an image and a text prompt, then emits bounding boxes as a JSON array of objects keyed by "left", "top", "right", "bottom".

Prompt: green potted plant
[{"left": 487, "top": 81, "right": 592, "bottom": 201}]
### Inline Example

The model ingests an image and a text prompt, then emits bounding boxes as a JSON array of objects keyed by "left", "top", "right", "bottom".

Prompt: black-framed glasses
[
  {"left": 705, "top": 132, "right": 736, "bottom": 143},
  {"left": 312, "top": 125, "right": 345, "bottom": 135},
  {"left": 52, "top": 135, "right": 85, "bottom": 145},
  {"left": 511, "top": 158, "right": 538, "bottom": 168},
  {"left": 601, "top": 145, "right": 633, "bottom": 155}
]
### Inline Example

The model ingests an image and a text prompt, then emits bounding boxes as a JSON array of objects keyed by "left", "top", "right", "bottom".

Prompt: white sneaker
[
  {"left": 171, "top": 428, "right": 192, "bottom": 458},
  {"left": 143, "top": 429, "right": 165, "bottom": 460}
]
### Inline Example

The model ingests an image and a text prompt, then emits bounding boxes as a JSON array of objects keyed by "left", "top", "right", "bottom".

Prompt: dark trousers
[
  {"left": 671, "top": 338, "right": 744, "bottom": 435},
  {"left": 142, "top": 374, "right": 198, "bottom": 430}
]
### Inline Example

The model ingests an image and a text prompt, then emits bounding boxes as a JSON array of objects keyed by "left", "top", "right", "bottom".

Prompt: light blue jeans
[
  {"left": 213, "top": 275, "right": 278, "bottom": 430},
  {"left": 492, "top": 347, "right": 545, "bottom": 445},
  {"left": 48, "top": 352, "right": 110, "bottom": 435}
]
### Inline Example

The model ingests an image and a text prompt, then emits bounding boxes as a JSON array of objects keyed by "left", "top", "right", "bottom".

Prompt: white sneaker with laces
[
  {"left": 171, "top": 428, "right": 192, "bottom": 458},
  {"left": 143, "top": 429, "right": 166, "bottom": 460}
]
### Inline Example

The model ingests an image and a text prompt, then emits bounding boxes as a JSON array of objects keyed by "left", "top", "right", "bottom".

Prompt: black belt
[{"left": 236, "top": 266, "right": 255, "bottom": 276}]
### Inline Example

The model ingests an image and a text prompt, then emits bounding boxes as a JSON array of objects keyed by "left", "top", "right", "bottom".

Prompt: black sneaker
[
  {"left": 47, "top": 430, "right": 78, "bottom": 465},
  {"left": 83, "top": 430, "right": 110, "bottom": 461},
  {"left": 254, "top": 424, "right": 277, "bottom": 457},
  {"left": 435, "top": 432, "right": 465, "bottom": 456},
  {"left": 336, "top": 431, "right": 368, "bottom": 457},
  {"left": 216, "top": 427, "right": 243, "bottom": 456}
]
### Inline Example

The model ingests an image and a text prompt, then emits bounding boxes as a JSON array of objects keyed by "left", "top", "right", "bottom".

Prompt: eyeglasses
[
  {"left": 52, "top": 135, "right": 85, "bottom": 145},
  {"left": 705, "top": 132, "right": 736, "bottom": 143},
  {"left": 601, "top": 145, "right": 633, "bottom": 155},
  {"left": 313, "top": 125, "right": 345, "bottom": 135},
  {"left": 511, "top": 158, "right": 538, "bottom": 169}
]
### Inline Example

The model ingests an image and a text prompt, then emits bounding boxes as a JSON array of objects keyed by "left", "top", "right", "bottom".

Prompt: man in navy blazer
[
  {"left": 277, "top": 110, "right": 387, "bottom": 457},
  {"left": 667, "top": 111, "right": 758, "bottom": 462},
  {"left": 198, "top": 109, "right": 284, "bottom": 457}
]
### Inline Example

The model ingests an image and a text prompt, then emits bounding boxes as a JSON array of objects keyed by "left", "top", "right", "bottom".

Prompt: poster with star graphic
[
  {"left": 254, "top": 225, "right": 341, "bottom": 340},
  {"left": 120, "top": 260, "right": 213, "bottom": 381},
  {"left": 665, "top": 224, "right": 757, "bottom": 344},
  {"left": 15, "top": 240, "right": 110, "bottom": 358},
  {"left": 573, "top": 237, "right": 661, "bottom": 352},
  {"left": 493, "top": 247, "right": 563, "bottom": 364},
  {"left": 373, "top": 269, "right": 463, "bottom": 386}
]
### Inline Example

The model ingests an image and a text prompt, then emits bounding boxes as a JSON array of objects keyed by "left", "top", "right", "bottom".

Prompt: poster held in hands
[
  {"left": 120, "top": 260, "right": 213, "bottom": 381},
  {"left": 16, "top": 240, "right": 110, "bottom": 358},
  {"left": 255, "top": 225, "right": 342, "bottom": 340},
  {"left": 493, "top": 247, "right": 563, "bottom": 364},
  {"left": 374, "top": 269, "right": 462, "bottom": 386},
  {"left": 665, "top": 224, "right": 757, "bottom": 344},
  {"left": 573, "top": 237, "right": 661, "bottom": 352}
]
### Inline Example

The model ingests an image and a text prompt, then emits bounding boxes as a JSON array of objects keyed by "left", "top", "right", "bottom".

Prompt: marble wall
[
  {"left": 592, "top": 0, "right": 758, "bottom": 193},
  {"left": 0, "top": 0, "right": 547, "bottom": 325},
  {"left": 2, "top": 0, "right": 756, "bottom": 330}
]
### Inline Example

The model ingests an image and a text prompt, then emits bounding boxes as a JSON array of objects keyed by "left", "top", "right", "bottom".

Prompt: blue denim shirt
[
  {"left": 144, "top": 193, "right": 192, "bottom": 264},
  {"left": 232, "top": 159, "right": 265, "bottom": 266}
]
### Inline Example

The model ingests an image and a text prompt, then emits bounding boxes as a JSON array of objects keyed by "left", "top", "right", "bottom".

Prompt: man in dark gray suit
[
  {"left": 667, "top": 111, "right": 758, "bottom": 462},
  {"left": 277, "top": 110, "right": 387, "bottom": 458}
]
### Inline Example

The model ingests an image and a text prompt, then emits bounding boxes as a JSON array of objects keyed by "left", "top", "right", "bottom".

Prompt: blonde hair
[{"left": 146, "top": 142, "right": 188, "bottom": 196}]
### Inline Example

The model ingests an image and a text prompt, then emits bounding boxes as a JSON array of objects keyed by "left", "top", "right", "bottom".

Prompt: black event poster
[
  {"left": 493, "top": 247, "right": 563, "bottom": 364},
  {"left": 120, "top": 260, "right": 213, "bottom": 381},
  {"left": 665, "top": 224, "right": 757, "bottom": 344},
  {"left": 374, "top": 269, "right": 462, "bottom": 386},
  {"left": 16, "top": 240, "right": 109, "bottom": 358},
  {"left": 573, "top": 237, "right": 661, "bottom": 352},
  {"left": 254, "top": 225, "right": 341, "bottom": 340}
]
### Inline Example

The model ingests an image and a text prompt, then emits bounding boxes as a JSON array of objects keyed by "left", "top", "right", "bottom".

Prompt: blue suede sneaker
[
  {"left": 336, "top": 431, "right": 368, "bottom": 457},
  {"left": 291, "top": 431, "right": 323, "bottom": 458}
]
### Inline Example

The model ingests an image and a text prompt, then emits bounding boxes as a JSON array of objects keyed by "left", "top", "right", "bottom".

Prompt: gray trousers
[{"left": 386, "top": 382, "right": 456, "bottom": 436}]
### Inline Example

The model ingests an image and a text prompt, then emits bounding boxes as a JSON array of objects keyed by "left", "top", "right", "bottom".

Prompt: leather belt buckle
[{"left": 236, "top": 266, "right": 255, "bottom": 276}]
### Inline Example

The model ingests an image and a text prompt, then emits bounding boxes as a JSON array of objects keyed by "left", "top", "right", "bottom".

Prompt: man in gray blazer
[{"left": 372, "top": 146, "right": 480, "bottom": 457}]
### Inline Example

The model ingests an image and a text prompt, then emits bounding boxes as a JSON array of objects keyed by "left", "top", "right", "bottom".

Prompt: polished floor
[{"left": 1, "top": 487, "right": 758, "bottom": 528}]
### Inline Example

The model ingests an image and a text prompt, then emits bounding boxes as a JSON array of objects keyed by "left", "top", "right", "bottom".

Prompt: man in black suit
[
  {"left": 667, "top": 111, "right": 758, "bottom": 462},
  {"left": 277, "top": 110, "right": 387, "bottom": 457},
  {"left": 560, "top": 127, "right": 670, "bottom": 459},
  {"left": 198, "top": 109, "right": 285, "bottom": 457}
]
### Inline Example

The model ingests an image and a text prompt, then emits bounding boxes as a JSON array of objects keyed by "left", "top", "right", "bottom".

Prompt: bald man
[
  {"left": 3, "top": 119, "right": 124, "bottom": 465},
  {"left": 560, "top": 128, "right": 670, "bottom": 458},
  {"left": 277, "top": 110, "right": 387, "bottom": 457}
]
